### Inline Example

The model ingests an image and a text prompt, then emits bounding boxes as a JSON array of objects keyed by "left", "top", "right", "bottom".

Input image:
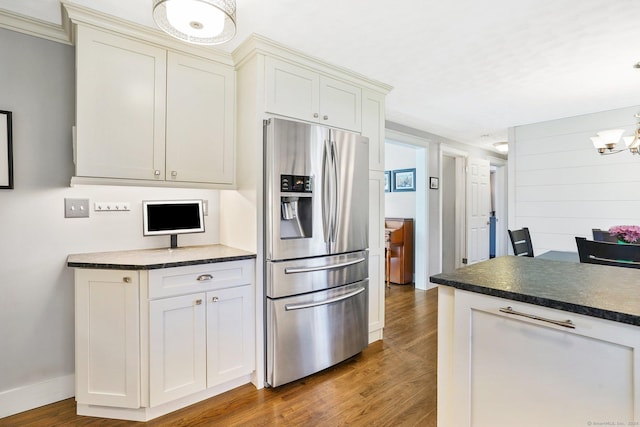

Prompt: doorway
[
  {"left": 384, "top": 137, "right": 428, "bottom": 289},
  {"left": 441, "top": 151, "right": 507, "bottom": 273}
]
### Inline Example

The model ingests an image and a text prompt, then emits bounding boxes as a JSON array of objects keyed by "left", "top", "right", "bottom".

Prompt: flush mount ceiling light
[
  {"left": 493, "top": 141, "right": 508, "bottom": 153},
  {"left": 152, "top": 0, "right": 236, "bottom": 45},
  {"left": 590, "top": 114, "right": 640, "bottom": 156}
]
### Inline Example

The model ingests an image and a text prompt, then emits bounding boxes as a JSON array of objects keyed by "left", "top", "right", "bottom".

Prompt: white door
[{"left": 466, "top": 158, "right": 490, "bottom": 265}]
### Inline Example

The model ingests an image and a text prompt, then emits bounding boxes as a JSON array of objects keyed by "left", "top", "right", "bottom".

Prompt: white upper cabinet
[
  {"left": 166, "top": 52, "right": 235, "bottom": 185},
  {"left": 73, "top": 24, "right": 235, "bottom": 188},
  {"left": 76, "top": 26, "right": 167, "bottom": 181},
  {"left": 265, "top": 57, "right": 362, "bottom": 132}
]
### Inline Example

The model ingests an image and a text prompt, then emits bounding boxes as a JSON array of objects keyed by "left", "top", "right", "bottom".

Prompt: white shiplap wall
[{"left": 509, "top": 106, "right": 640, "bottom": 254}]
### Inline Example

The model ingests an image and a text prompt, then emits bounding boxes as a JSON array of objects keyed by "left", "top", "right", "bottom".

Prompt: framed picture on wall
[
  {"left": 0, "top": 110, "right": 13, "bottom": 189},
  {"left": 392, "top": 168, "right": 416, "bottom": 192},
  {"left": 384, "top": 171, "right": 391, "bottom": 192},
  {"left": 429, "top": 176, "right": 439, "bottom": 190}
]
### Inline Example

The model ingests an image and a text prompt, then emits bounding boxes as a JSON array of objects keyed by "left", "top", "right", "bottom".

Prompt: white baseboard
[{"left": 0, "top": 374, "right": 74, "bottom": 418}]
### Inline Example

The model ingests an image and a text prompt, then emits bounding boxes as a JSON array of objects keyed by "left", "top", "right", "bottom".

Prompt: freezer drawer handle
[
  {"left": 285, "top": 286, "right": 366, "bottom": 311},
  {"left": 284, "top": 257, "right": 366, "bottom": 274},
  {"left": 499, "top": 306, "right": 576, "bottom": 329}
]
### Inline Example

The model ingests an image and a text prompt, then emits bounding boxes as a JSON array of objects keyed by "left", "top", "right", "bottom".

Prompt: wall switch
[
  {"left": 65, "top": 198, "right": 90, "bottom": 218},
  {"left": 95, "top": 202, "right": 131, "bottom": 212},
  {"left": 203, "top": 200, "right": 208, "bottom": 216}
]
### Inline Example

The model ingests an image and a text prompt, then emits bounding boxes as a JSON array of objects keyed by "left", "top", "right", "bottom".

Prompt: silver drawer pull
[
  {"left": 285, "top": 257, "right": 365, "bottom": 274},
  {"left": 212, "top": 296, "right": 219, "bottom": 303},
  {"left": 195, "top": 299, "right": 202, "bottom": 305},
  {"left": 123, "top": 277, "right": 131, "bottom": 283},
  {"left": 499, "top": 306, "right": 575, "bottom": 329},
  {"left": 197, "top": 274, "right": 213, "bottom": 281},
  {"left": 285, "top": 287, "right": 365, "bottom": 311}
]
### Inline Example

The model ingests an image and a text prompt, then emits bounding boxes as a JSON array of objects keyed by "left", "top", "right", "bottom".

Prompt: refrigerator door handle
[
  {"left": 284, "top": 256, "right": 366, "bottom": 274},
  {"left": 321, "top": 139, "right": 332, "bottom": 244},
  {"left": 284, "top": 286, "right": 366, "bottom": 311},
  {"left": 330, "top": 137, "right": 339, "bottom": 245}
]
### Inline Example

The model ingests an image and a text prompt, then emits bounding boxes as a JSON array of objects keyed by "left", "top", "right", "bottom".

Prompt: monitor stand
[{"left": 170, "top": 234, "right": 178, "bottom": 249}]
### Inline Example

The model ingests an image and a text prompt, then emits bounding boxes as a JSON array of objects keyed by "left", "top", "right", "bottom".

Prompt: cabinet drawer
[{"left": 148, "top": 260, "right": 254, "bottom": 299}]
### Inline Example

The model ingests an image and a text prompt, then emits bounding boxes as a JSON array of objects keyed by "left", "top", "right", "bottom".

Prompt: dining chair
[
  {"left": 575, "top": 237, "right": 640, "bottom": 268},
  {"left": 508, "top": 227, "right": 534, "bottom": 257},
  {"left": 592, "top": 228, "right": 618, "bottom": 243}
]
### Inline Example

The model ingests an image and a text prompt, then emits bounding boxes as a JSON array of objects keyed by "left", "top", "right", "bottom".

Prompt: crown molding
[
  {"left": 232, "top": 34, "right": 393, "bottom": 95},
  {"left": 0, "top": 7, "right": 71, "bottom": 45}
]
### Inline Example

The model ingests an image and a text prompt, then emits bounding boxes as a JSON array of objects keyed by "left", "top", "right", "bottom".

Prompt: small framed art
[
  {"left": 429, "top": 176, "right": 439, "bottom": 190},
  {"left": 384, "top": 171, "right": 391, "bottom": 192},
  {"left": 0, "top": 110, "right": 13, "bottom": 189},
  {"left": 392, "top": 168, "right": 416, "bottom": 192}
]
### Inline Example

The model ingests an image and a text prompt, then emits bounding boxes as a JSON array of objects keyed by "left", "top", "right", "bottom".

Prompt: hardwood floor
[{"left": 2, "top": 285, "right": 437, "bottom": 427}]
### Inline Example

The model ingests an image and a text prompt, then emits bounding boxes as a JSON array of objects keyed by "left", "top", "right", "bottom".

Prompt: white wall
[
  {"left": 509, "top": 105, "right": 640, "bottom": 254},
  {"left": 384, "top": 142, "right": 417, "bottom": 218},
  {"left": 0, "top": 28, "right": 221, "bottom": 416}
]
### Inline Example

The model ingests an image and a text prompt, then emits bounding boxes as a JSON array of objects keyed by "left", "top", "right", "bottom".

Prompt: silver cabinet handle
[
  {"left": 171, "top": 171, "right": 177, "bottom": 177},
  {"left": 123, "top": 277, "right": 131, "bottom": 283},
  {"left": 313, "top": 113, "right": 319, "bottom": 118},
  {"left": 284, "top": 257, "right": 366, "bottom": 274},
  {"left": 499, "top": 306, "right": 575, "bottom": 329},
  {"left": 197, "top": 274, "right": 213, "bottom": 281},
  {"left": 323, "top": 115, "right": 328, "bottom": 120},
  {"left": 195, "top": 299, "right": 202, "bottom": 305},
  {"left": 285, "top": 287, "right": 365, "bottom": 311},
  {"left": 154, "top": 170, "right": 161, "bottom": 176},
  {"left": 212, "top": 296, "right": 219, "bottom": 302}
]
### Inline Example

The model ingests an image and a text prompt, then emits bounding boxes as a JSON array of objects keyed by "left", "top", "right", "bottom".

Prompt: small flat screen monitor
[{"left": 143, "top": 200, "right": 205, "bottom": 248}]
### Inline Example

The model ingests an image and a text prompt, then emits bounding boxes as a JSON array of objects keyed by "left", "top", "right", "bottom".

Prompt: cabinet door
[
  {"left": 362, "top": 89, "right": 385, "bottom": 171},
  {"left": 166, "top": 52, "right": 235, "bottom": 184},
  {"left": 75, "top": 25, "right": 166, "bottom": 180},
  {"left": 206, "top": 285, "right": 254, "bottom": 386},
  {"left": 453, "top": 290, "right": 640, "bottom": 427},
  {"left": 75, "top": 269, "right": 140, "bottom": 408},
  {"left": 319, "top": 76, "right": 362, "bottom": 132},
  {"left": 149, "top": 293, "right": 206, "bottom": 406},
  {"left": 265, "top": 57, "right": 319, "bottom": 122}
]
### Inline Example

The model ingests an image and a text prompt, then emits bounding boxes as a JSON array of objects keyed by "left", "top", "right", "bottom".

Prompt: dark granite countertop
[
  {"left": 430, "top": 256, "right": 640, "bottom": 326},
  {"left": 67, "top": 244, "right": 256, "bottom": 270}
]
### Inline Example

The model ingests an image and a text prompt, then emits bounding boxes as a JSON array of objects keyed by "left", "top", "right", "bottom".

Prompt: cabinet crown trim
[{"left": 233, "top": 34, "right": 392, "bottom": 95}]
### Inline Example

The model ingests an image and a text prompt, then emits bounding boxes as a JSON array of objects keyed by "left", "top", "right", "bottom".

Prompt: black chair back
[
  {"left": 508, "top": 227, "right": 534, "bottom": 257},
  {"left": 592, "top": 229, "right": 618, "bottom": 243},
  {"left": 575, "top": 237, "right": 640, "bottom": 268}
]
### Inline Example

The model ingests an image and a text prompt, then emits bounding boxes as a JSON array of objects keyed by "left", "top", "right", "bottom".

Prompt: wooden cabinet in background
[{"left": 384, "top": 218, "right": 414, "bottom": 285}]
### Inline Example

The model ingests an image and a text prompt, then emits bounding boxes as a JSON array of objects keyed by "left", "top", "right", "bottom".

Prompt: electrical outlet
[
  {"left": 95, "top": 202, "right": 131, "bottom": 212},
  {"left": 65, "top": 198, "right": 90, "bottom": 218}
]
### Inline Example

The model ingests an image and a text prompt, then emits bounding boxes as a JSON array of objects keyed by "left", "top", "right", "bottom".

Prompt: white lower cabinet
[
  {"left": 206, "top": 285, "right": 253, "bottom": 386},
  {"left": 74, "top": 269, "right": 141, "bottom": 409},
  {"left": 149, "top": 293, "right": 207, "bottom": 407},
  {"left": 438, "top": 287, "right": 640, "bottom": 427},
  {"left": 74, "top": 259, "right": 255, "bottom": 421}
]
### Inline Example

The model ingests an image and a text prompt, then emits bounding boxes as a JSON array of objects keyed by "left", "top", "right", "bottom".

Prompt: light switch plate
[{"left": 65, "top": 198, "right": 90, "bottom": 218}]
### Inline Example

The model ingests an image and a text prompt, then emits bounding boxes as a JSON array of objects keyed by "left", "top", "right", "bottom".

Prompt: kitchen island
[{"left": 431, "top": 256, "right": 640, "bottom": 427}]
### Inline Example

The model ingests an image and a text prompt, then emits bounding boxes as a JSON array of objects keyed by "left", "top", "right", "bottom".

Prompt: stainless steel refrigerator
[{"left": 264, "top": 117, "right": 369, "bottom": 387}]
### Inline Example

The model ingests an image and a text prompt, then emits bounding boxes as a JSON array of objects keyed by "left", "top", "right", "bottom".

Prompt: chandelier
[
  {"left": 152, "top": 0, "right": 236, "bottom": 45},
  {"left": 590, "top": 114, "right": 640, "bottom": 155}
]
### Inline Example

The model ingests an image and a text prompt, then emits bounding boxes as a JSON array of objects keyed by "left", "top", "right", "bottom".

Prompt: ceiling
[{"left": 2, "top": 0, "right": 640, "bottom": 152}]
